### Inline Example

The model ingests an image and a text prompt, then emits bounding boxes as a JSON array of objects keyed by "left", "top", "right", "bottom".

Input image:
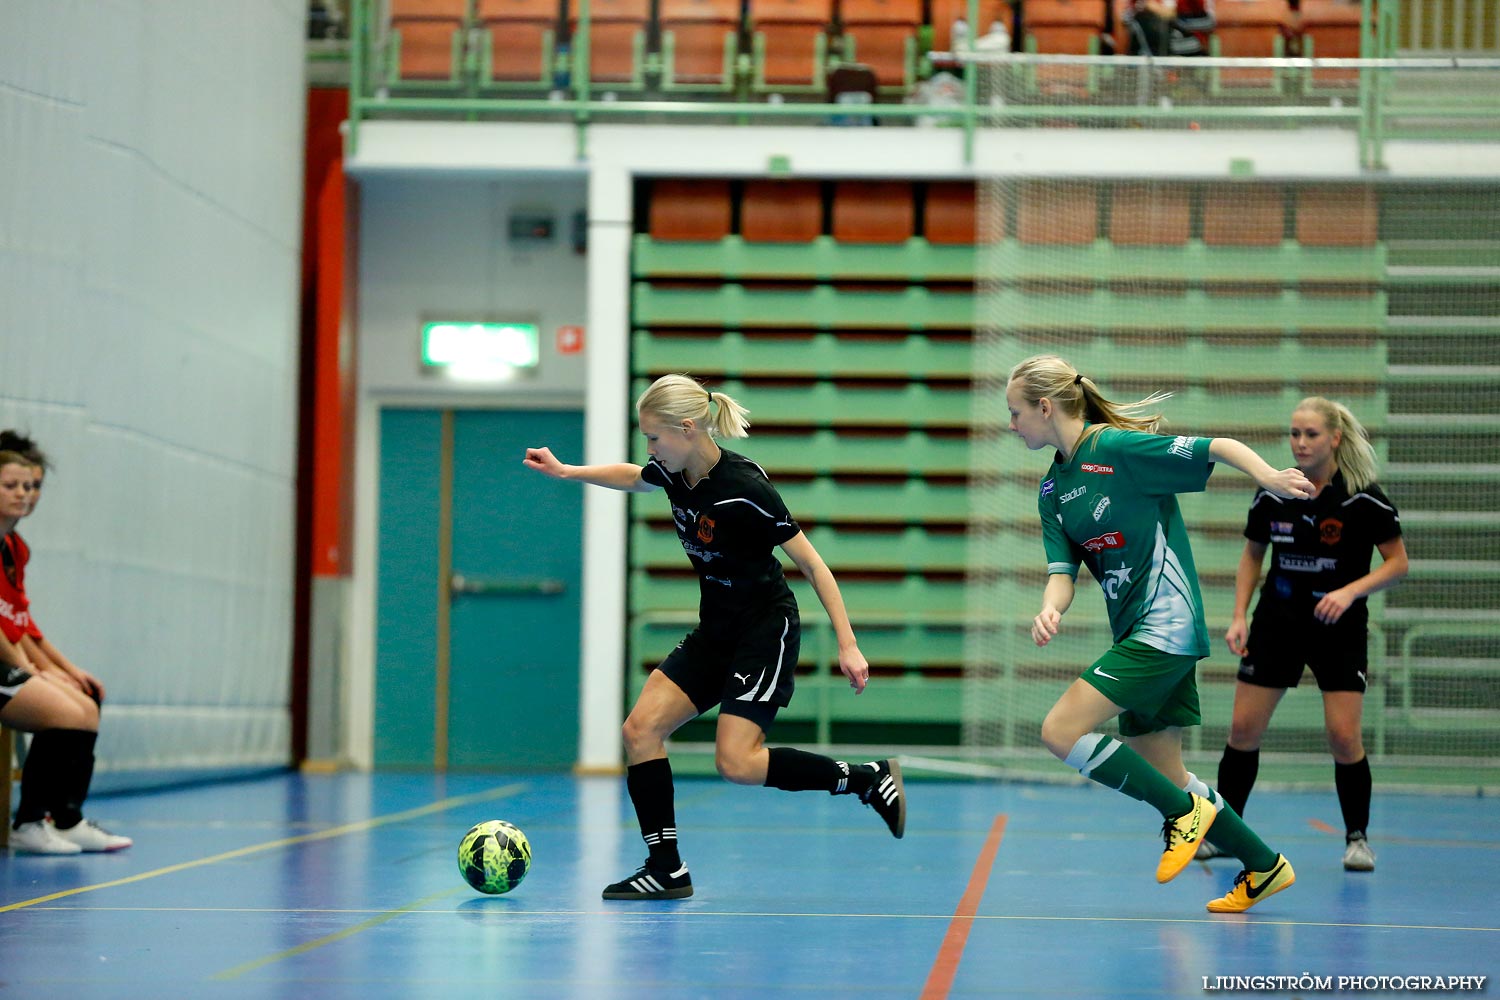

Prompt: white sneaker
[
  {"left": 10, "top": 819, "right": 84, "bottom": 855},
  {"left": 54, "top": 818, "right": 133, "bottom": 852},
  {"left": 1196, "top": 839, "right": 1228, "bottom": 860},
  {"left": 1343, "top": 835, "right": 1375, "bottom": 872}
]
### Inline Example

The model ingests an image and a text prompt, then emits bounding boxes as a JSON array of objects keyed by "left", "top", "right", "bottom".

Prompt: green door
[{"left": 375, "top": 407, "right": 583, "bottom": 770}]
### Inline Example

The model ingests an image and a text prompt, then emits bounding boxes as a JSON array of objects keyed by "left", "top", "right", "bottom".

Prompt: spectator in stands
[
  {"left": 1007, "top": 354, "right": 1309, "bottom": 912},
  {"left": 1204, "top": 398, "right": 1406, "bottom": 873},
  {"left": 1126, "top": 0, "right": 1216, "bottom": 55},
  {"left": 0, "top": 449, "right": 131, "bottom": 853},
  {"left": 523, "top": 374, "right": 904, "bottom": 901}
]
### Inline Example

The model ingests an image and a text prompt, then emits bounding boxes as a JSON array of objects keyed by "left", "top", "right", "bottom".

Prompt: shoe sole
[
  {"left": 1158, "top": 799, "right": 1217, "bottom": 884},
  {"left": 887, "top": 759, "right": 906, "bottom": 839},
  {"left": 601, "top": 885, "right": 694, "bottom": 901}
]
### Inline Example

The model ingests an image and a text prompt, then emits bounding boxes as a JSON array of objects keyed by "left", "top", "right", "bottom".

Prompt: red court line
[
  {"left": 920, "top": 814, "right": 1008, "bottom": 1000},
  {"left": 1308, "top": 818, "right": 1339, "bottom": 834}
]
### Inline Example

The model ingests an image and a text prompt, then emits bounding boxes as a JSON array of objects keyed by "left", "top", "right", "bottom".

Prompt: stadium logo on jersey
[
  {"left": 1059, "top": 485, "right": 1088, "bottom": 504},
  {"left": 1081, "top": 531, "right": 1125, "bottom": 553},
  {"left": 1040, "top": 478, "right": 1056, "bottom": 497},
  {"left": 1080, "top": 463, "right": 1114, "bottom": 475},
  {"left": 1168, "top": 435, "right": 1198, "bottom": 459},
  {"left": 1092, "top": 495, "right": 1111, "bottom": 522},
  {"left": 696, "top": 515, "right": 716, "bottom": 543},
  {"left": 1319, "top": 517, "right": 1343, "bottom": 545},
  {"left": 1271, "top": 521, "right": 1295, "bottom": 534}
]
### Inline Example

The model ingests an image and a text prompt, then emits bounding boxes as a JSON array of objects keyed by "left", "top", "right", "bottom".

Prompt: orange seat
[
  {"left": 389, "top": 0, "right": 468, "bottom": 82},
  {"left": 1203, "top": 186, "right": 1285, "bottom": 246},
  {"left": 841, "top": 0, "right": 923, "bottom": 89},
  {"left": 660, "top": 0, "right": 740, "bottom": 85},
  {"left": 832, "top": 182, "right": 915, "bottom": 244},
  {"left": 1214, "top": 0, "right": 1291, "bottom": 88},
  {"left": 1022, "top": 0, "right": 1106, "bottom": 93},
  {"left": 741, "top": 181, "right": 823, "bottom": 243},
  {"left": 1299, "top": 0, "right": 1363, "bottom": 87},
  {"left": 925, "top": 183, "right": 980, "bottom": 245},
  {"left": 1296, "top": 186, "right": 1377, "bottom": 247},
  {"left": 750, "top": 0, "right": 833, "bottom": 88},
  {"left": 568, "top": 0, "right": 649, "bottom": 84},
  {"left": 650, "top": 180, "right": 734, "bottom": 241},
  {"left": 1018, "top": 181, "right": 1097, "bottom": 245},
  {"left": 477, "top": 0, "right": 560, "bottom": 85},
  {"left": 1109, "top": 183, "right": 1190, "bottom": 246},
  {"left": 930, "top": 0, "right": 1014, "bottom": 53}
]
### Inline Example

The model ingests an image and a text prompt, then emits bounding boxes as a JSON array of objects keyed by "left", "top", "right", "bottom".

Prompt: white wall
[{"left": 0, "top": 1, "right": 306, "bottom": 770}]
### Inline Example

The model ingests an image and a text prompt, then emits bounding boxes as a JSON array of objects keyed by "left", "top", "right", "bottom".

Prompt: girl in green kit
[{"left": 1006, "top": 354, "right": 1310, "bottom": 913}]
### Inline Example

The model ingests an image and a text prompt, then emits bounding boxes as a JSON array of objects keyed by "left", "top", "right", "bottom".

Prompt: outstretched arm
[
  {"left": 1209, "top": 438, "right": 1313, "bottom": 499},
  {"left": 780, "top": 532, "right": 871, "bottom": 694},
  {"left": 522, "top": 447, "right": 657, "bottom": 493}
]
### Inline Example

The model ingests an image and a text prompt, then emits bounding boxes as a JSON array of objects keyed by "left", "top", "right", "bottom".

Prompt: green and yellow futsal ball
[{"left": 458, "top": 819, "right": 532, "bottom": 894}]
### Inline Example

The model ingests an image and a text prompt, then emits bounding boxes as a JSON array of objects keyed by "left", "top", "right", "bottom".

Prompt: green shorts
[{"left": 1082, "top": 637, "right": 1203, "bottom": 737}]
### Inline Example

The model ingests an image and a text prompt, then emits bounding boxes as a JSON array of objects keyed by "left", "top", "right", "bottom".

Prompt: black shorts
[
  {"left": 1238, "top": 611, "right": 1369, "bottom": 693},
  {"left": 656, "top": 604, "right": 800, "bottom": 734},
  {"left": 1, "top": 662, "right": 33, "bottom": 710}
]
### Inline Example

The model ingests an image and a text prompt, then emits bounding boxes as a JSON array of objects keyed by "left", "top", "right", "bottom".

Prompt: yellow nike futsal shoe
[
  {"left": 1206, "top": 855, "right": 1296, "bottom": 913},
  {"left": 1157, "top": 793, "right": 1217, "bottom": 883}
]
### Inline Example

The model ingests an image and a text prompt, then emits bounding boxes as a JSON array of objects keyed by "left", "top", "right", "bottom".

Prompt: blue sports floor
[{"left": 2, "top": 770, "right": 1495, "bottom": 999}]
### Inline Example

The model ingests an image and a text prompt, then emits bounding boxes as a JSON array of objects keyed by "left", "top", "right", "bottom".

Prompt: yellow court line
[
  {"left": 0, "top": 782, "right": 527, "bottom": 914},
  {"left": 211, "top": 886, "right": 469, "bottom": 981}
]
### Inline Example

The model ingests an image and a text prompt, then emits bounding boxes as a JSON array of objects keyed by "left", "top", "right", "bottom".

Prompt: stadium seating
[
  {"left": 1108, "top": 183, "right": 1191, "bottom": 247},
  {"left": 740, "top": 180, "right": 824, "bottom": 242},
  {"left": 567, "top": 0, "right": 650, "bottom": 87},
  {"left": 749, "top": 0, "right": 833, "bottom": 91},
  {"left": 648, "top": 179, "right": 734, "bottom": 241},
  {"left": 840, "top": 0, "right": 923, "bottom": 92},
  {"left": 1297, "top": 0, "right": 1364, "bottom": 89},
  {"left": 1210, "top": 0, "right": 1292, "bottom": 91},
  {"left": 1296, "top": 185, "right": 1378, "bottom": 247},
  {"left": 1021, "top": 0, "right": 1107, "bottom": 94},
  {"left": 659, "top": 0, "right": 741, "bottom": 90},
  {"left": 832, "top": 181, "right": 916, "bottom": 244},
  {"left": 476, "top": 0, "right": 560, "bottom": 88},
  {"left": 387, "top": 0, "right": 469, "bottom": 84}
]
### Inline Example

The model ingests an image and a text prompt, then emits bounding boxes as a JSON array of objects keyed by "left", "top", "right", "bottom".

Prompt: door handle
[{"left": 450, "top": 573, "right": 566, "bottom": 597}]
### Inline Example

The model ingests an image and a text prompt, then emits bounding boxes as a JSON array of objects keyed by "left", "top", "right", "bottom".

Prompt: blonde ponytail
[
  {"left": 1007, "top": 354, "right": 1172, "bottom": 447},
  {"left": 636, "top": 374, "right": 751, "bottom": 439}
]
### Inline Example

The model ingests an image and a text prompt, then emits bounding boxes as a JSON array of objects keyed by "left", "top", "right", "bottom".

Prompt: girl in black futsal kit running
[{"left": 523, "top": 374, "right": 905, "bottom": 900}]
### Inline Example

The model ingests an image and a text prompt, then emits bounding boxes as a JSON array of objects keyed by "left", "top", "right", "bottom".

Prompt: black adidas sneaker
[
  {"left": 859, "top": 759, "right": 906, "bottom": 839},
  {"left": 602, "top": 859, "right": 694, "bottom": 900}
]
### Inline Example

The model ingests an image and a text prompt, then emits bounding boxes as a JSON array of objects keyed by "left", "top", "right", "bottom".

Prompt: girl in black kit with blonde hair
[
  {"left": 524, "top": 374, "right": 905, "bottom": 900},
  {"left": 1206, "top": 397, "right": 1407, "bottom": 872}
]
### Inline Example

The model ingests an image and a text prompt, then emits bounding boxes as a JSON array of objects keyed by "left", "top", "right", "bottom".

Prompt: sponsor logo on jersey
[
  {"left": 1277, "top": 553, "right": 1339, "bottom": 573},
  {"left": 1040, "top": 478, "right": 1056, "bottom": 497},
  {"left": 1080, "top": 463, "right": 1114, "bottom": 475},
  {"left": 696, "top": 515, "right": 716, "bottom": 543},
  {"left": 1059, "top": 485, "right": 1088, "bottom": 504},
  {"left": 1270, "top": 535, "right": 1295, "bottom": 544},
  {"left": 1168, "top": 435, "right": 1198, "bottom": 459},
  {"left": 1102, "top": 564, "right": 1133, "bottom": 600},
  {"left": 1092, "top": 495, "right": 1111, "bottom": 522},
  {"left": 1082, "top": 531, "right": 1125, "bottom": 553},
  {"left": 1271, "top": 521, "right": 1295, "bottom": 534},
  {"left": 1319, "top": 517, "right": 1343, "bottom": 545}
]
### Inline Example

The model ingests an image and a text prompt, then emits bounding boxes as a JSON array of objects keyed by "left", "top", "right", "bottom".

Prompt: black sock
[
  {"left": 1335, "top": 756, "right": 1372, "bottom": 839},
  {"left": 763, "top": 747, "right": 871, "bottom": 796},
  {"left": 1217, "top": 745, "right": 1259, "bottom": 818},
  {"left": 626, "top": 758, "right": 680, "bottom": 869},
  {"left": 14, "top": 730, "right": 63, "bottom": 827},
  {"left": 28, "top": 729, "right": 96, "bottom": 830}
]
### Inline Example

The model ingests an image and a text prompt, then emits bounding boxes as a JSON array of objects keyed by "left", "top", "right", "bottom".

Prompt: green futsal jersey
[{"left": 1038, "top": 426, "right": 1215, "bottom": 657}]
